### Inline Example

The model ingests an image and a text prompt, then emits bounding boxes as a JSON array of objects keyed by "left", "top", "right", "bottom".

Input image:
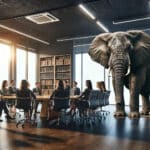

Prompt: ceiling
[{"left": 0, "top": 0, "right": 150, "bottom": 53}]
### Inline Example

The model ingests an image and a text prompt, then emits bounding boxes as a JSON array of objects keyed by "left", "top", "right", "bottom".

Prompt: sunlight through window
[
  {"left": 28, "top": 51, "right": 37, "bottom": 89},
  {"left": 0, "top": 43, "right": 11, "bottom": 86},
  {"left": 16, "top": 48, "right": 26, "bottom": 88}
]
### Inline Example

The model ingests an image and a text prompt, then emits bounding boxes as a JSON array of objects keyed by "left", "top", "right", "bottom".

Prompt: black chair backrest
[
  {"left": 88, "top": 90, "right": 103, "bottom": 108},
  {"left": 53, "top": 97, "right": 69, "bottom": 111},
  {"left": 16, "top": 97, "right": 31, "bottom": 109},
  {"left": 88, "top": 90, "right": 110, "bottom": 108},
  {"left": 103, "top": 91, "right": 110, "bottom": 105}
]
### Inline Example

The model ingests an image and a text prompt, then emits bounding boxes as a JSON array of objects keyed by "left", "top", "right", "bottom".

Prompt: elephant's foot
[
  {"left": 140, "top": 110, "right": 150, "bottom": 115},
  {"left": 114, "top": 111, "right": 126, "bottom": 117},
  {"left": 128, "top": 112, "right": 140, "bottom": 118}
]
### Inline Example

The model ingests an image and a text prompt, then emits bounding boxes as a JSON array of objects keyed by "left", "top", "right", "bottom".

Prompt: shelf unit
[
  {"left": 40, "top": 56, "right": 54, "bottom": 95},
  {"left": 40, "top": 54, "right": 71, "bottom": 95}
]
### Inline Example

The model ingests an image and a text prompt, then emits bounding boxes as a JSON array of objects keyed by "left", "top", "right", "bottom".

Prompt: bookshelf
[
  {"left": 40, "top": 54, "right": 71, "bottom": 95},
  {"left": 40, "top": 57, "right": 54, "bottom": 95}
]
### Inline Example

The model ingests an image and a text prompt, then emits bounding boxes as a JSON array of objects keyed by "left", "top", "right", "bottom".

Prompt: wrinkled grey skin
[{"left": 89, "top": 30, "right": 150, "bottom": 118}]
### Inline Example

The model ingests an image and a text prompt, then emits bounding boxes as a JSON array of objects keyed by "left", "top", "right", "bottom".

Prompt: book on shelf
[
  {"left": 56, "top": 65, "right": 70, "bottom": 72},
  {"left": 64, "top": 55, "right": 71, "bottom": 65},
  {"left": 47, "top": 57, "right": 54, "bottom": 66},
  {"left": 55, "top": 56, "right": 64, "bottom": 65}
]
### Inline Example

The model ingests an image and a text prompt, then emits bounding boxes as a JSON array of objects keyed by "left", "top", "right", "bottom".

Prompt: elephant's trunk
[{"left": 110, "top": 53, "right": 130, "bottom": 111}]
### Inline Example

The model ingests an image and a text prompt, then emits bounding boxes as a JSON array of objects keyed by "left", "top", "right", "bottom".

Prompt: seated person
[
  {"left": 96, "top": 81, "right": 106, "bottom": 92},
  {"left": 32, "top": 82, "right": 42, "bottom": 95},
  {"left": 69, "top": 81, "right": 80, "bottom": 115},
  {"left": 8, "top": 80, "right": 17, "bottom": 113},
  {"left": 32, "top": 82, "right": 42, "bottom": 114},
  {"left": 77, "top": 80, "right": 93, "bottom": 117},
  {"left": 1, "top": 80, "right": 10, "bottom": 95},
  {"left": 50, "top": 80, "right": 67, "bottom": 101},
  {"left": 64, "top": 80, "right": 70, "bottom": 97},
  {"left": 49, "top": 80, "right": 68, "bottom": 120},
  {"left": 8, "top": 80, "right": 17, "bottom": 94},
  {"left": 0, "top": 80, "right": 13, "bottom": 120},
  {"left": 70, "top": 81, "right": 80, "bottom": 96},
  {"left": 16, "top": 80, "right": 36, "bottom": 119}
]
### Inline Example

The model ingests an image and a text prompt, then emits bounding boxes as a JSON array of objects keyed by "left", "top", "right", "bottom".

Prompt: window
[
  {"left": 75, "top": 53, "right": 104, "bottom": 91},
  {"left": 82, "top": 53, "right": 104, "bottom": 89},
  {"left": 16, "top": 48, "right": 26, "bottom": 88},
  {"left": 28, "top": 51, "right": 37, "bottom": 89},
  {"left": 75, "top": 54, "right": 82, "bottom": 90},
  {"left": 0, "top": 43, "right": 11, "bottom": 86}
]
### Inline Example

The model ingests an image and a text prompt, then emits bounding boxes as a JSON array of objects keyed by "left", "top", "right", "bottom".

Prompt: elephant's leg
[
  {"left": 129, "top": 68, "right": 146, "bottom": 118},
  {"left": 141, "top": 94, "right": 150, "bottom": 115},
  {"left": 112, "top": 78, "right": 126, "bottom": 117}
]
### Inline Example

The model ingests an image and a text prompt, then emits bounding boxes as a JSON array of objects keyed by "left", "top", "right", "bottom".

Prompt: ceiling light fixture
[
  {"left": 74, "top": 43, "right": 91, "bottom": 47},
  {"left": 113, "top": 16, "right": 150, "bottom": 25},
  {"left": 96, "top": 21, "right": 109, "bottom": 32},
  {"left": 57, "top": 34, "right": 96, "bottom": 42},
  {"left": 0, "top": 24, "right": 50, "bottom": 45},
  {"left": 79, "top": 4, "right": 96, "bottom": 20}
]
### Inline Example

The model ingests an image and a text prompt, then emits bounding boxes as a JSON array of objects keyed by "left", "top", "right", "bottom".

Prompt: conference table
[
  {"left": 1, "top": 95, "right": 50, "bottom": 118},
  {"left": 1, "top": 95, "right": 81, "bottom": 118}
]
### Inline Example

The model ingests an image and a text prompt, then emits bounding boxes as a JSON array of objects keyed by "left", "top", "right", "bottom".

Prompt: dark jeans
[{"left": 0, "top": 100, "right": 9, "bottom": 116}]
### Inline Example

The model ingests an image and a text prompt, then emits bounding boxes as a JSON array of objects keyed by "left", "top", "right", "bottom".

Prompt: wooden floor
[{"left": 0, "top": 106, "right": 150, "bottom": 150}]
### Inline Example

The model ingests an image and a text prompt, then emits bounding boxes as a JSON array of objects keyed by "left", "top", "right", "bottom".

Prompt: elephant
[{"left": 88, "top": 30, "right": 150, "bottom": 118}]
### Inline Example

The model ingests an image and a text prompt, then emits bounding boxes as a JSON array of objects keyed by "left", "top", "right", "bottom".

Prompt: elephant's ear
[
  {"left": 88, "top": 33, "right": 112, "bottom": 68},
  {"left": 127, "top": 30, "right": 150, "bottom": 67}
]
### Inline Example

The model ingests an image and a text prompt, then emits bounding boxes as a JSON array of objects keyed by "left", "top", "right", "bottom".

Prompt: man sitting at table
[
  {"left": 70, "top": 81, "right": 80, "bottom": 96},
  {"left": 69, "top": 81, "right": 81, "bottom": 115}
]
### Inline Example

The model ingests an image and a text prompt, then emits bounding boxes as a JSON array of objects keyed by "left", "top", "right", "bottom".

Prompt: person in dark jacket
[
  {"left": 32, "top": 82, "right": 42, "bottom": 95},
  {"left": 8, "top": 80, "right": 17, "bottom": 94},
  {"left": 77, "top": 80, "right": 93, "bottom": 117},
  {"left": 64, "top": 80, "right": 70, "bottom": 97},
  {"left": 8, "top": 80, "right": 17, "bottom": 113},
  {"left": 0, "top": 80, "right": 13, "bottom": 121},
  {"left": 71, "top": 81, "right": 80, "bottom": 96},
  {"left": 48, "top": 80, "right": 68, "bottom": 123},
  {"left": 16, "top": 80, "right": 36, "bottom": 119},
  {"left": 50, "top": 80, "right": 67, "bottom": 100},
  {"left": 32, "top": 82, "right": 42, "bottom": 114},
  {"left": 68, "top": 81, "right": 81, "bottom": 115}
]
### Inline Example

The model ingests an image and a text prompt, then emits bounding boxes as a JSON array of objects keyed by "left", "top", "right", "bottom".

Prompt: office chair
[
  {"left": 16, "top": 96, "right": 35, "bottom": 128},
  {"left": 49, "top": 97, "right": 70, "bottom": 127}
]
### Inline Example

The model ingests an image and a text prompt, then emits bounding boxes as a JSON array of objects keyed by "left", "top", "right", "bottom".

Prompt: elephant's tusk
[
  {"left": 125, "top": 65, "right": 130, "bottom": 76},
  {"left": 125, "top": 54, "right": 131, "bottom": 76}
]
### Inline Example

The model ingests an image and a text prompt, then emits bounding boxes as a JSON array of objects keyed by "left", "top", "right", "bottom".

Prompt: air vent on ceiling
[{"left": 25, "top": 12, "right": 59, "bottom": 24}]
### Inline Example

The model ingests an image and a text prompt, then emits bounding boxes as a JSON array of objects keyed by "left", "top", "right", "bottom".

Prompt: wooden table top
[
  {"left": 1, "top": 95, "right": 81, "bottom": 101},
  {"left": 70, "top": 95, "right": 80, "bottom": 100},
  {"left": 1, "top": 95, "right": 50, "bottom": 101}
]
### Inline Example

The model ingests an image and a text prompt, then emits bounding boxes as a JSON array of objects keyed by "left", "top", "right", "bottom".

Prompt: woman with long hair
[
  {"left": 0, "top": 80, "right": 13, "bottom": 121},
  {"left": 96, "top": 81, "right": 106, "bottom": 92},
  {"left": 50, "top": 80, "right": 66, "bottom": 99},
  {"left": 1, "top": 80, "right": 9, "bottom": 95},
  {"left": 16, "top": 80, "right": 36, "bottom": 119},
  {"left": 77, "top": 80, "right": 93, "bottom": 118},
  {"left": 48, "top": 80, "right": 68, "bottom": 121}
]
